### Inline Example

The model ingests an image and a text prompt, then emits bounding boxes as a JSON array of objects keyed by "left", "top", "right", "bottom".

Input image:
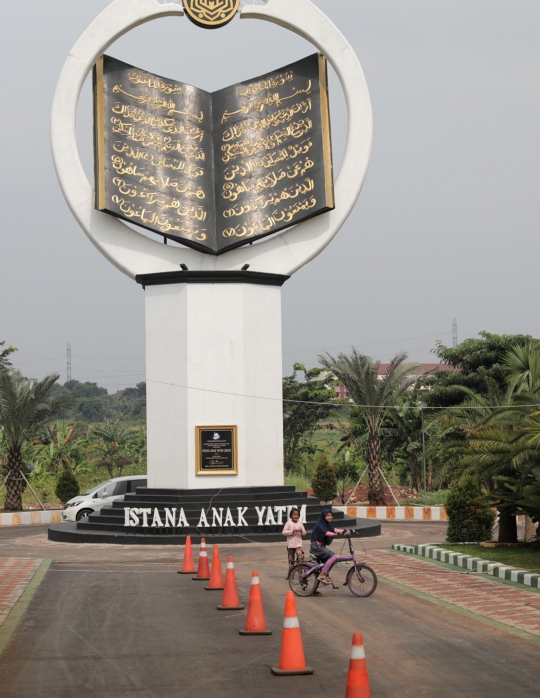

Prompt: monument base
[{"left": 47, "top": 486, "right": 381, "bottom": 545}]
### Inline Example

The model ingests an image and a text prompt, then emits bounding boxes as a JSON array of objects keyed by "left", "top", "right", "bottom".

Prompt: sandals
[{"left": 317, "top": 573, "right": 332, "bottom": 585}]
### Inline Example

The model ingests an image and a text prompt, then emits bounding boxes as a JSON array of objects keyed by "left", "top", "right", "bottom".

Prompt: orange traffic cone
[
  {"left": 345, "top": 634, "right": 371, "bottom": 697},
  {"left": 217, "top": 556, "right": 244, "bottom": 610},
  {"left": 177, "top": 535, "right": 195, "bottom": 574},
  {"left": 192, "top": 538, "right": 211, "bottom": 581},
  {"left": 205, "top": 545, "right": 224, "bottom": 590},
  {"left": 239, "top": 570, "right": 272, "bottom": 635},
  {"left": 271, "top": 591, "right": 313, "bottom": 675}
]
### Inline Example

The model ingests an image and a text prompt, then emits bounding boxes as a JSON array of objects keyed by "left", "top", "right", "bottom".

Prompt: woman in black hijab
[{"left": 310, "top": 508, "right": 347, "bottom": 584}]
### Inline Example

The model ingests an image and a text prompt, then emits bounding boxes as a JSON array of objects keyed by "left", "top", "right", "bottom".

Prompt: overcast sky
[{"left": 1, "top": 0, "right": 539, "bottom": 391}]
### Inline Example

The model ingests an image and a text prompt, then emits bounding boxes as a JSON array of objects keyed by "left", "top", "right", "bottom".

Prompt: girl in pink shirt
[{"left": 282, "top": 507, "right": 307, "bottom": 577}]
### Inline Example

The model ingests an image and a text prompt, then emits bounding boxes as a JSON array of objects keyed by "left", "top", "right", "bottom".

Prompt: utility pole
[
  {"left": 452, "top": 318, "right": 457, "bottom": 348},
  {"left": 420, "top": 403, "right": 427, "bottom": 505},
  {"left": 67, "top": 343, "right": 72, "bottom": 382}
]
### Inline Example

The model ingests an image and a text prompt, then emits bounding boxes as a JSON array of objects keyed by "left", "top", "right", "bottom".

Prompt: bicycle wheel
[
  {"left": 289, "top": 563, "right": 320, "bottom": 597},
  {"left": 347, "top": 564, "right": 377, "bottom": 597}
]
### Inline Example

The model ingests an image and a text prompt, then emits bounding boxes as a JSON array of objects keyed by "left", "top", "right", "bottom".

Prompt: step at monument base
[{"left": 48, "top": 485, "right": 381, "bottom": 545}]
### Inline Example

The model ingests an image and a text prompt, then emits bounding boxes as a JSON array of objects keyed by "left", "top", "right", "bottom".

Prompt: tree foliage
[
  {"left": 0, "top": 341, "right": 16, "bottom": 372},
  {"left": 49, "top": 380, "right": 147, "bottom": 423},
  {"left": 504, "top": 343, "right": 540, "bottom": 395},
  {"left": 90, "top": 422, "right": 134, "bottom": 477},
  {"left": 424, "top": 332, "right": 540, "bottom": 407},
  {"left": 282, "top": 363, "right": 336, "bottom": 472},
  {"left": 36, "top": 421, "right": 86, "bottom": 473}
]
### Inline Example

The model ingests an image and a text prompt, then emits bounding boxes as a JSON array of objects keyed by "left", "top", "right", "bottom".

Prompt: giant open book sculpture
[{"left": 94, "top": 53, "right": 334, "bottom": 255}]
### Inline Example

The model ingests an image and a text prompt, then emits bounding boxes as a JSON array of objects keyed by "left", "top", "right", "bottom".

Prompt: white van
[{"left": 61, "top": 475, "right": 147, "bottom": 522}]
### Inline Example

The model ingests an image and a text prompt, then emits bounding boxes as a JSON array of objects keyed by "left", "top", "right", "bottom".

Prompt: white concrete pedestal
[{"left": 142, "top": 273, "right": 286, "bottom": 490}]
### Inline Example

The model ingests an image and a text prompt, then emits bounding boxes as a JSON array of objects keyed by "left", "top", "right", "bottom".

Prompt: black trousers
[{"left": 310, "top": 542, "right": 334, "bottom": 563}]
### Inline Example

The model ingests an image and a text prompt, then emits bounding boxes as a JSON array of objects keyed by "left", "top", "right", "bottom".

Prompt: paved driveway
[{"left": 0, "top": 522, "right": 538, "bottom": 697}]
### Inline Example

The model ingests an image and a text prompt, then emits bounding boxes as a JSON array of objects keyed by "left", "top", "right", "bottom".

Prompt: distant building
[
  {"left": 335, "top": 384, "right": 349, "bottom": 400},
  {"left": 112, "top": 390, "right": 126, "bottom": 400}
]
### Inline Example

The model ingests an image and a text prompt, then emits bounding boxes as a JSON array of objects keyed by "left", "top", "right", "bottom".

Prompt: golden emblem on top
[{"left": 183, "top": 0, "right": 240, "bottom": 29}]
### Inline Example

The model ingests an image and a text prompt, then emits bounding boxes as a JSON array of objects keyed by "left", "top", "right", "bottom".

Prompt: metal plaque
[
  {"left": 196, "top": 426, "right": 238, "bottom": 475},
  {"left": 93, "top": 54, "right": 334, "bottom": 255}
]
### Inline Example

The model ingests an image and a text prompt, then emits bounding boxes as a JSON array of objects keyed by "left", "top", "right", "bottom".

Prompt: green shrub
[
  {"left": 55, "top": 470, "right": 80, "bottom": 503},
  {"left": 446, "top": 479, "right": 496, "bottom": 543},
  {"left": 311, "top": 454, "right": 338, "bottom": 502},
  {"left": 334, "top": 457, "right": 359, "bottom": 504}
]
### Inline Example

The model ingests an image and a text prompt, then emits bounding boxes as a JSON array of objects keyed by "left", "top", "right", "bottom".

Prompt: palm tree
[
  {"left": 387, "top": 386, "right": 425, "bottom": 491},
  {"left": 0, "top": 372, "right": 75, "bottom": 511},
  {"left": 319, "top": 350, "right": 420, "bottom": 505},
  {"left": 90, "top": 422, "right": 135, "bottom": 478},
  {"left": 504, "top": 343, "right": 540, "bottom": 394},
  {"left": 0, "top": 341, "right": 16, "bottom": 371},
  {"left": 457, "top": 416, "right": 540, "bottom": 543},
  {"left": 428, "top": 366, "right": 540, "bottom": 542},
  {"left": 426, "top": 380, "right": 513, "bottom": 486}
]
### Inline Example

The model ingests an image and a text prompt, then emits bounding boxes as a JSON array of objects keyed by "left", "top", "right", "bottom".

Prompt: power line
[{"left": 13, "top": 345, "right": 540, "bottom": 410}]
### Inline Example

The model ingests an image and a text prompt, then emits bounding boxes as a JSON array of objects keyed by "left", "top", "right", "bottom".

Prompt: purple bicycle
[{"left": 289, "top": 533, "right": 377, "bottom": 598}]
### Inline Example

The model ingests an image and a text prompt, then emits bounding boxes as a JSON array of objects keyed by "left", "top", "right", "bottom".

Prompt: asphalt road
[
  {"left": 0, "top": 521, "right": 440, "bottom": 563},
  {"left": 0, "top": 522, "right": 538, "bottom": 698}
]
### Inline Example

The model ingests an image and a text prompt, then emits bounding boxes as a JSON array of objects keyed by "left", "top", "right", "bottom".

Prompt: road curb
[
  {"left": 333, "top": 505, "right": 448, "bottom": 521},
  {"left": 392, "top": 543, "right": 540, "bottom": 589},
  {"left": 0, "top": 511, "right": 63, "bottom": 526}
]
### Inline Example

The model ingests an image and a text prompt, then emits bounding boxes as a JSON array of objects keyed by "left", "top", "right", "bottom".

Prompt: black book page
[
  {"left": 211, "top": 54, "right": 334, "bottom": 254},
  {"left": 94, "top": 56, "right": 216, "bottom": 253}
]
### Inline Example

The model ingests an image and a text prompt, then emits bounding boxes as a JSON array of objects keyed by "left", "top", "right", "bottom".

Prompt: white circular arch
[{"left": 51, "top": 0, "right": 372, "bottom": 278}]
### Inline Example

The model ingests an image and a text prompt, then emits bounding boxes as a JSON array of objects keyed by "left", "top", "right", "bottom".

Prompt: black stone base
[{"left": 47, "top": 485, "right": 381, "bottom": 545}]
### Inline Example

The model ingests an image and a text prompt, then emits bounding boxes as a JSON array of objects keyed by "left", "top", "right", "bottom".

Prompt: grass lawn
[
  {"left": 407, "top": 491, "right": 449, "bottom": 506},
  {"left": 439, "top": 544, "right": 540, "bottom": 574},
  {"left": 284, "top": 474, "right": 312, "bottom": 490}
]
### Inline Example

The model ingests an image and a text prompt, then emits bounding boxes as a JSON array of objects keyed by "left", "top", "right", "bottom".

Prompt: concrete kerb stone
[
  {"left": 392, "top": 543, "right": 540, "bottom": 590},
  {"left": 337, "top": 506, "right": 527, "bottom": 527},
  {"left": 0, "top": 511, "right": 63, "bottom": 527},
  {"left": 334, "top": 505, "right": 449, "bottom": 521}
]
